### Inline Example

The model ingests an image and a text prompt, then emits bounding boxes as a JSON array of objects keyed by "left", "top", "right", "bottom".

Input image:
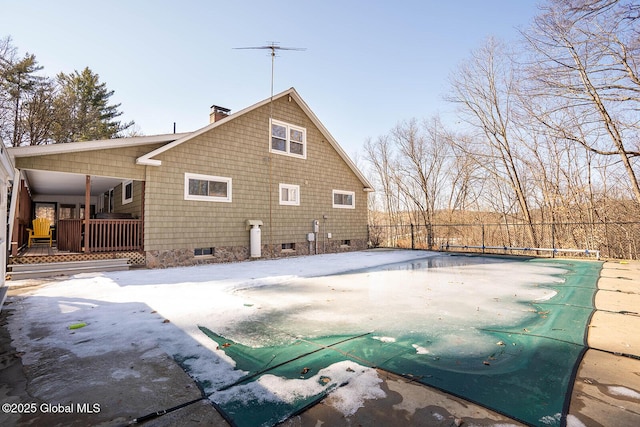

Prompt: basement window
[
  {"left": 270, "top": 119, "right": 306, "bottom": 158},
  {"left": 281, "top": 243, "right": 296, "bottom": 252},
  {"left": 341, "top": 240, "right": 351, "bottom": 247},
  {"left": 194, "top": 247, "right": 215, "bottom": 256}
]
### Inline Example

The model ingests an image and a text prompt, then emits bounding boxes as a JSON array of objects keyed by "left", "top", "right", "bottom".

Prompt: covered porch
[{"left": 9, "top": 169, "right": 145, "bottom": 267}]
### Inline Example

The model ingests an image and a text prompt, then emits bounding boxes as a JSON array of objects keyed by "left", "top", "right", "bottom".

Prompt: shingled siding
[
  {"left": 14, "top": 144, "right": 165, "bottom": 180},
  {"left": 143, "top": 96, "right": 368, "bottom": 266},
  {"left": 112, "top": 180, "right": 143, "bottom": 218}
]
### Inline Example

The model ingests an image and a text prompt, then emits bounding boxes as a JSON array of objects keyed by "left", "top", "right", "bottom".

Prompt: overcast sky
[{"left": 1, "top": 0, "right": 542, "bottom": 158}]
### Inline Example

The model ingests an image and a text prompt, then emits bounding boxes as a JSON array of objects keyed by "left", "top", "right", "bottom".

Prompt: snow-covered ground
[{"left": 6, "top": 249, "right": 568, "bottom": 418}]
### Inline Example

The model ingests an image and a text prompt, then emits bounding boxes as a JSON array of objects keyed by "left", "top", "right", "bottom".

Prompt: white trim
[
  {"left": 0, "top": 148, "right": 13, "bottom": 294},
  {"left": 194, "top": 247, "right": 215, "bottom": 257},
  {"left": 184, "top": 173, "right": 232, "bottom": 203},
  {"left": 332, "top": 189, "right": 355, "bottom": 209},
  {"left": 279, "top": 183, "right": 300, "bottom": 206},
  {"left": 7, "top": 168, "right": 20, "bottom": 249},
  {"left": 8, "top": 133, "right": 188, "bottom": 159},
  {"left": 134, "top": 88, "right": 373, "bottom": 190},
  {"left": 270, "top": 119, "right": 306, "bottom": 159},
  {"left": 5, "top": 89, "right": 374, "bottom": 191},
  {"left": 0, "top": 145, "right": 14, "bottom": 176},
  {"left": 122, "top": 180, "right": 133, "bottom": 204},
  {"left": 137, "top": 158, "right": 162, "bottom": 166}
]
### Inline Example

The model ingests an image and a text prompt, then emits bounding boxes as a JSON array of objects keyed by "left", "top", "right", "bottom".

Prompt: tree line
[
  {"left": 365, "top": 0, "right": 640, "bottom": 243},
  {"left": 0, "top": 36, "right": 133, "bottom": 146}
]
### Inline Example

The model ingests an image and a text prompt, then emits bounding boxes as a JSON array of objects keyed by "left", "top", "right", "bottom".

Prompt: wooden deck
[
  {"left": 10, "top": 243, "right": 146, "bottom": 266},
  {"left": 6, "top": 242, "right": 145, "bottom": 280},
  {"left": 18, "top": 243, "right": 76, "bottom": 257}
]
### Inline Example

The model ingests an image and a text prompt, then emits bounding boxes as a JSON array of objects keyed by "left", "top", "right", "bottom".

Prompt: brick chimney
[{"left": 210, "top": 105, "right": 231, "bottom": 123}]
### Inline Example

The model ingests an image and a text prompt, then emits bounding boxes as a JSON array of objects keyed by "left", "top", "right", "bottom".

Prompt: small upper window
[
  {"left": 185, "top": 173, "right": 232, "bottom": 202},
  {"left": 279, "top": 183, "right": 300, "bottom": 206},
  {"left": 122, "top": 180, "right": 133, "bottom": 205},
  {"left": 270, "top": 119, "right": 306, "bottom": 158},
  {"left": 332, "top": 190, "right": 355, "bottom": 209}
]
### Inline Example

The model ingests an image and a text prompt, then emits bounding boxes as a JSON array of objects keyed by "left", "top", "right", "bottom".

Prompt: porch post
[
  {"left": 8, "top": 170, "right": 21, "bottom": 257},
  {"left": 140, "top": 180, "right": 145, "bottom": 251},
  {"left": 84, "top": 175, "right": 90, "bottom": 253}
]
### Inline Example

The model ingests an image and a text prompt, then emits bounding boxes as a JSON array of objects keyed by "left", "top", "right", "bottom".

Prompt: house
[
  {"left": 0, "top": 144, "right": 14, "bottom": 300},
  {"left": 7, "top": 88, "right": 373, "bottom": 268}
]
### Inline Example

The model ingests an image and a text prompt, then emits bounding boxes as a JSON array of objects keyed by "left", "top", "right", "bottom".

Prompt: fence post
[
  {"left": 551, "top": 222, "right": 556, "bottom": 258},
  {"left": 411, "top": 224, "right": 415, "bottom": 250},
  {"left": 482, "top": 224, "right": 485, "bottom": 254}
]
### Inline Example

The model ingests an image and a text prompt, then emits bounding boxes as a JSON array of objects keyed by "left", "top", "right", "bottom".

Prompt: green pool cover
[{"left": 198, "top": 257, "right": 602, "bottom": 427}]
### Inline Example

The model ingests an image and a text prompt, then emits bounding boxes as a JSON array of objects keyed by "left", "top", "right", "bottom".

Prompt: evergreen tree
[
  {"left": 52, "top": 67, "right": 133, "bottom": 143},
  {"left": 23, "top": 81, "right": 56, "bottom": 145},
  {"left": 0, "top": 38, "right": 49, "bottom": 146}
]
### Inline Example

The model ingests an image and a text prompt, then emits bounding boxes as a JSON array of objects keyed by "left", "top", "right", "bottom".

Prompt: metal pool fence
[{"left": 368, "top": 221, "right": 640, "bottom": 260}]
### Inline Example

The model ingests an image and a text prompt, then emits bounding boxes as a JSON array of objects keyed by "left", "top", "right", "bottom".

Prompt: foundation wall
[{"left": 144, "top": 239, "right": 367, "bottom": 269}]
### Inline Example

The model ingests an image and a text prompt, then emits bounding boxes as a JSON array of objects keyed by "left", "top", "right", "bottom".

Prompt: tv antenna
[
  {"left": 234, "top": 42, "right": 306, "bottom": 101},
  {"left": 234, "top": 42, "right": 305, "bottom": 253}
]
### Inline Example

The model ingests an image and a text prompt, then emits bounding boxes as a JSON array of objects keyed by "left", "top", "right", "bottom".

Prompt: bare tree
[
  {"left": 364, "top": 135, "right": 405, "bottom": 246},
  {"left": 447, "top": 37, "right": 539, "bottom": 246},
  {"left": 391, "top": 119, "right": 440, "bottom": 227},
  {"left": 522, "top": 0, "right": 640, "bottom": 204},
  {"left": 439, "top": 129, "right": 485, "bottom": 216}
]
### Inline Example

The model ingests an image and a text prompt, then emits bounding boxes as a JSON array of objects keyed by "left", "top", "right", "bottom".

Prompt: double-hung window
[
  {"left": 332, "top": 189, "right": 355, "bottom": 209},
  {"left": 184, "top": 173, "right": 232, "bottom": 202},
  {"left": 279, "top": 183, "right": 300, "bottom": 206},
  {"left": 270, "top": 119, "right": 306, "bottom": 158}
]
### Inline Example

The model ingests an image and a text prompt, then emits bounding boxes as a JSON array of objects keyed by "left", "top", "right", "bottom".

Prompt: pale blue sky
[{"left": 1, "top": 1, "right": 541, "bottom": 157}]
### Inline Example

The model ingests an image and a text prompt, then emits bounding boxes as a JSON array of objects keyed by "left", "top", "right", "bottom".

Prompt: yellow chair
[{"left": 27, "top": 218, "right": 54, "bottom": 247}]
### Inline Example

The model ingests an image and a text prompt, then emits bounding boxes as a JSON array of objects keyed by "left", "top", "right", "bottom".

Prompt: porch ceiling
[{"left": 24, "top": 170, "right": 126, "bottom": 196}]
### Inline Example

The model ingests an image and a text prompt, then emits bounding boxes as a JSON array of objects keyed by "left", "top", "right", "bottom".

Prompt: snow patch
[
  {"left": 372, "top": 336, "right": 396, "bottom": 343},
  {"left": 111, "top": 368, "right": 141, "bottom": 380},
  {"left": 566, "top": 414, "right": 587, "bottom": 427},
  {"left": 540, "top": 413, "right": 561, "bottom": 425},
  {"left": 608, "top": 386, "right": 640, "bottom": 399},
  {"left": 412, "top": 344, "right": 430, "bottom": 354},
  {"left": 212, "top": 361, "right": 384, "bottom": 417},
  {"left": 5, "top": 250, "right": 573, "bottom": 423}
]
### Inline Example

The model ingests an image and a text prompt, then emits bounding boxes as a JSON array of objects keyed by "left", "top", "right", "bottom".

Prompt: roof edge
[
  {"left": 8, "top": 133, "right": 190, "bottom": 159},
  {"left": 289, "top": 90, "right": 374, "bottom": 190},
  {"left": 136, "top": 88, "right": 298, "bottom": 165},
  {"left": 137, "top": 88, "right": 374, "bottom": 190}
]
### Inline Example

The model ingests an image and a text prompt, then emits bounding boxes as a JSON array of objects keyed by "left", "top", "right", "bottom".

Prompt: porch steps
[{"left": 7, "top": 258, "right": 130, "bottom": 280}]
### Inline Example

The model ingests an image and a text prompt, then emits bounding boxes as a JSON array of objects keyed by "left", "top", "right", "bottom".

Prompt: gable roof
[
  {"left": 6, "top": 88, "right": 373, "bottom": 191},
  {"left": 136, "top": 87, "right": 373, "bottom": 191}
]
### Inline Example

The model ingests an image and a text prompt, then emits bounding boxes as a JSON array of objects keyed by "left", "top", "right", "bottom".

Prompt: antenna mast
[
  {"left": 234, "top": 42, "right": 306, "bottom": 102},
  {"left": 234, "top": 42, "right": 306, "bottom": 258}
]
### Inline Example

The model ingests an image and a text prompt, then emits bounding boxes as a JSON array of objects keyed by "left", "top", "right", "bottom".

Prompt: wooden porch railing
[
  {"left": 57, "top": 219, "right": 83, "bottom": 252},
  {"left": 57, "top": 219, "right": 143, "bottom": 253}
]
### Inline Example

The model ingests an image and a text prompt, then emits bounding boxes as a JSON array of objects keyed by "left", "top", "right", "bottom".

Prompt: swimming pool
[{"left": 198, "top": 254, "right": 602, "bottom": 426}]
